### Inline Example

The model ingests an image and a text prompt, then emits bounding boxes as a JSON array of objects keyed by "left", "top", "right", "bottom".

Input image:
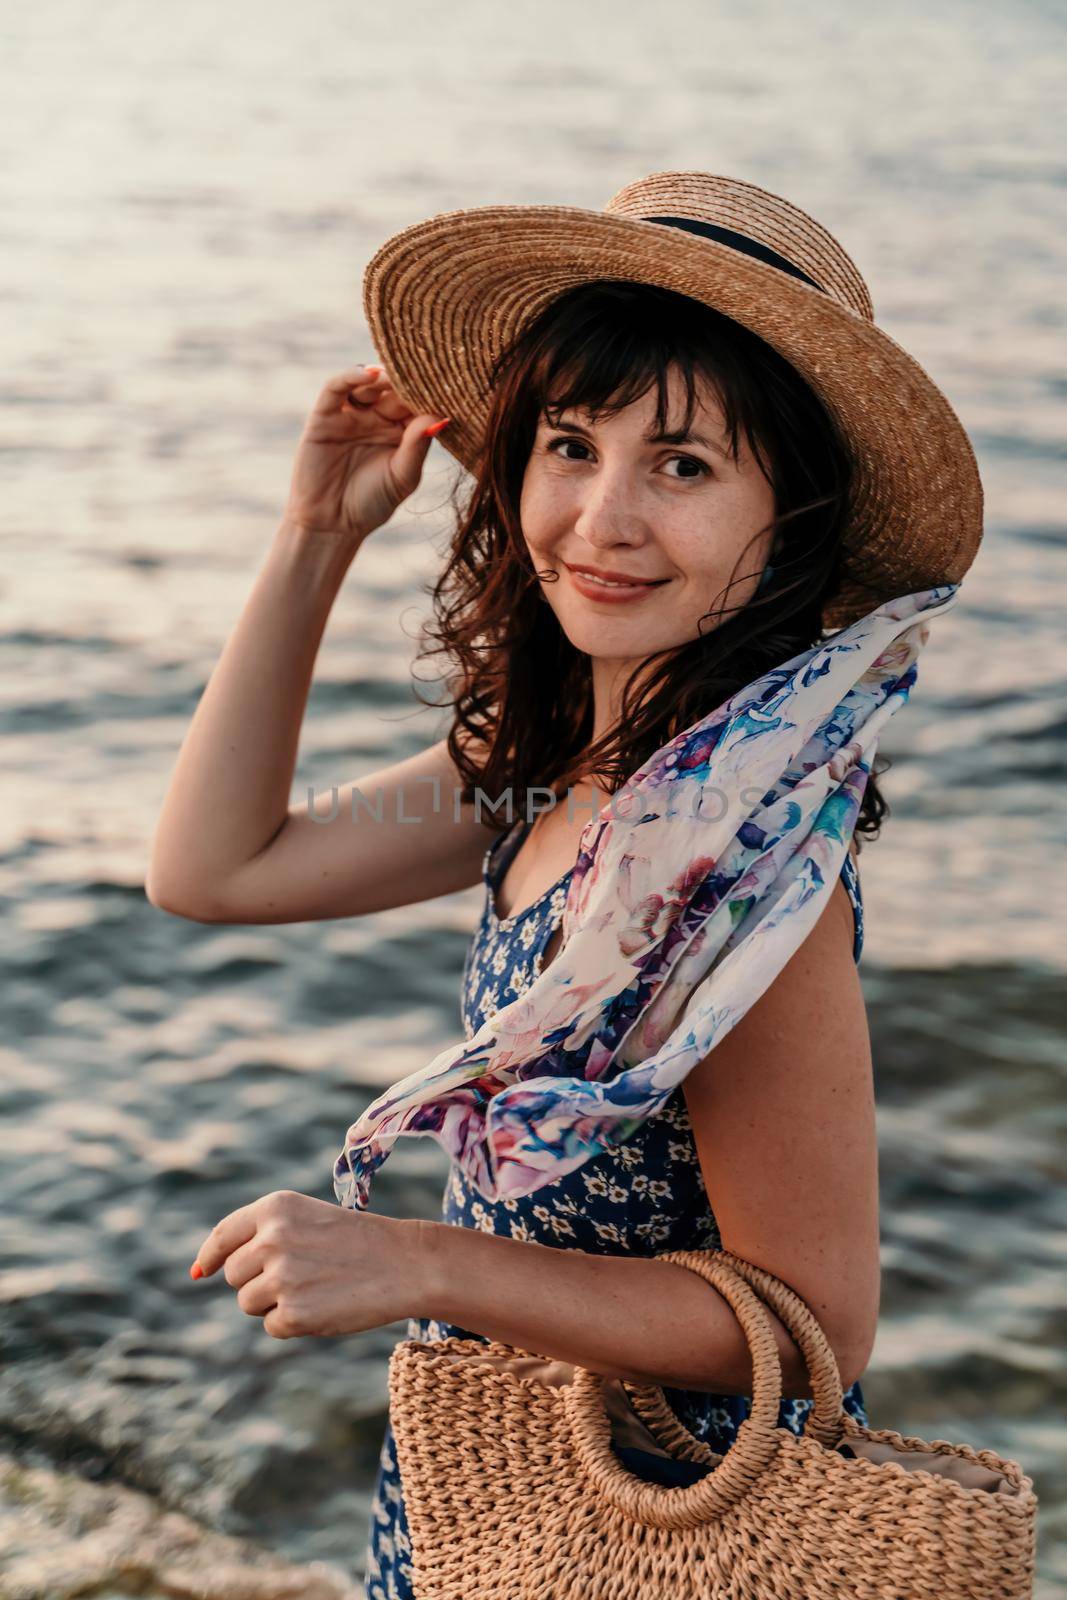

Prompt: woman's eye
[
  {"left": 545, "top": 437, "right": 593, "bottom": 463},
  {"left": 663, "top": 455, "right": 710, "bottom": 479},
  {"left": 544, "top": 438, "right": 580, "bottom": 461},
  {"left": 544, "top": 438, "right": 710, "bottom": 478}
]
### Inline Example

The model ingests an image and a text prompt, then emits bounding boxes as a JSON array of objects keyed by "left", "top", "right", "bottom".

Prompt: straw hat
[{"left": 361, "top": 170, "right": 983, "bottom": 632}]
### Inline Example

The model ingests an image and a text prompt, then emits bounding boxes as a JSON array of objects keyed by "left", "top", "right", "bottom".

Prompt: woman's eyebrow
[
  {"left": 646, "top": 424, "right": 729, "bottom": 458},
  {"left": 545, "top": 415, "right": 729, "bottom": 459}
]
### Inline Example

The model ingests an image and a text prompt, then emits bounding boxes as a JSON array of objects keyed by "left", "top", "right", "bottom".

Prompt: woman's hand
[
  {"left": 283, "top": 364, "right": 450, "bottom": 547},
  {"left": 190, "top": 1189, "right": 424, "bottom": 1339}
]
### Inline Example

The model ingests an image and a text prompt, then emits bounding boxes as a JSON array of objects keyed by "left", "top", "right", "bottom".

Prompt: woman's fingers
[
  {"left": 326, "top": 365, "right": 383, "bottom": 391},
  {"left": 345, "top": 386, "right": 413, "bottom": 426},
  {"left": 361, "top": 394, "right": 411, "bottom": 424},
  {"left": 324, "top": 365, "right": 418, "bottom": 426},
  {"left": 308, "top": 363, "right": 444, "bottom": 448},
  {"left": 344, "top": 373, "right": 387, "bottom": 401},
  {"left": 312, "top": 366, "right": 393, "bottom": 418},
  {"left": 324, "top": 365, "right": 439, "bottom": 430}
]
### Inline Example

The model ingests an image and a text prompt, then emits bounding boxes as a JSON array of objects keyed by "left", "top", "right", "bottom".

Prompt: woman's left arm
[
  {"left": 410, "top": 866, "right": 880, "bottom": 1395},
  {"left": 677, "top": 865, "right": 881, "bottom": 1390},
  {"left": 193, "top": 871, "right": 879, "bottom": 1395}
]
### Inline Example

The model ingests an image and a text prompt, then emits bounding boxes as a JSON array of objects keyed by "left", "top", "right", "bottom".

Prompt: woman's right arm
[{"left": 144, "top": 365, "right": 492, "bottom": 924}]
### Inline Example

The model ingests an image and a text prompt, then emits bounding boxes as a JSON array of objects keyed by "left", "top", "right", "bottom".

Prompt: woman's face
[{"left": 519, "top": 363, "right": 776, "bottom": 667}]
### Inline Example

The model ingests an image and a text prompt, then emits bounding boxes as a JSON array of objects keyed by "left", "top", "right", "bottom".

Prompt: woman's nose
[{"left": 572, "top": 471, "right": 649, "bottom": 549}]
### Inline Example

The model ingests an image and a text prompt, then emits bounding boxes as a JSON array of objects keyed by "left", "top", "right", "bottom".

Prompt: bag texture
[{"left": 386, "top": 1249, "right": 1037, "bottom": 1599}]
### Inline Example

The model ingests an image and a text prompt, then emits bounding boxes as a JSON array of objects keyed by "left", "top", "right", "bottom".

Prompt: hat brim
[{"left": 362, "top": 204, "right": 983, "bottom": 632}]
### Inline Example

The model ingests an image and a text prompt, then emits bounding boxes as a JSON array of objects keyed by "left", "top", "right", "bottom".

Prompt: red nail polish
[
  {"left": 189, "top": 1262, "right": 203, "bottom": 1280},
  {"left": 424, "top": 417, "right": 451, "bottom": 438}
]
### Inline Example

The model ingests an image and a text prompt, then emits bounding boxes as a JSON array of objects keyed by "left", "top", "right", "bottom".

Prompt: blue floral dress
[{"left": 363, "top": 818, "right": 869, "bottom": 1599}]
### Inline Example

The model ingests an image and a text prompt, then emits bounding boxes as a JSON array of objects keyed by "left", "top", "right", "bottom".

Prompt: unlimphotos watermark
[{"left": 303, "top": 781, "right": 771, "bottom": 826}]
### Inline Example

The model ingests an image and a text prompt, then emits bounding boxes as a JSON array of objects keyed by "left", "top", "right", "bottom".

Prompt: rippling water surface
[{"left": 3, "top": 0, "right": 1065, "bottom": 1594}]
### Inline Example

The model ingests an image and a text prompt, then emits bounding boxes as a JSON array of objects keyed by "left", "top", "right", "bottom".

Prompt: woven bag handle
[
  {"left": 668, "top": 1247, "right": 846, "bottom": 1447},
  {"left": 614, "top": 1247, "right": 846, "bottom": 1467},
  {"left": 562, "top": 1247, "right": 846, "bottom": 1531},
  {"left": 563, "top": 1250, "right": 783, "bottom": 1530}
]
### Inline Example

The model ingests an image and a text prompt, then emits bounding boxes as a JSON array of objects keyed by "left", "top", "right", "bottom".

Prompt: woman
[{"left": 154, "top": 173, "right": 981, "bottom": 1597}]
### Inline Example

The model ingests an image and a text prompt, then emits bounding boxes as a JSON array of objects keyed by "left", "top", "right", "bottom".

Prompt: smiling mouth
[{"left": 564, "top": 564, "right": 670, "bottom": 590}]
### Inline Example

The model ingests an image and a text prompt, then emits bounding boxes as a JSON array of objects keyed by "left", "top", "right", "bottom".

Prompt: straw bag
[{"left": 387, "top": 1247, "right": 1037, "bottom": 1599}]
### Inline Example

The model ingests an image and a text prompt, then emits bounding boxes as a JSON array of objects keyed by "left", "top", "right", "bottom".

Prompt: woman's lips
[{"left": 566, "top": 567, "right": 670, "bottom": 604}]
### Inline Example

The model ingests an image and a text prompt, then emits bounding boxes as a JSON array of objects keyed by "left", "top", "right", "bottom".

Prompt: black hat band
[{"left": 640, "top": 214, "right": 828, "bottom": 296}]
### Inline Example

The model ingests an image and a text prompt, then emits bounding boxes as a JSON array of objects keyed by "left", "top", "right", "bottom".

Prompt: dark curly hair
[{"left": 412, "top": 279, "right": 889, "bottom": 851}]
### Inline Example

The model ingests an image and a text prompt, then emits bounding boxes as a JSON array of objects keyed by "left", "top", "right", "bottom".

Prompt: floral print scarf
[{"left": 333, "top": 584, "right": 959, "bottom": 1210}]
